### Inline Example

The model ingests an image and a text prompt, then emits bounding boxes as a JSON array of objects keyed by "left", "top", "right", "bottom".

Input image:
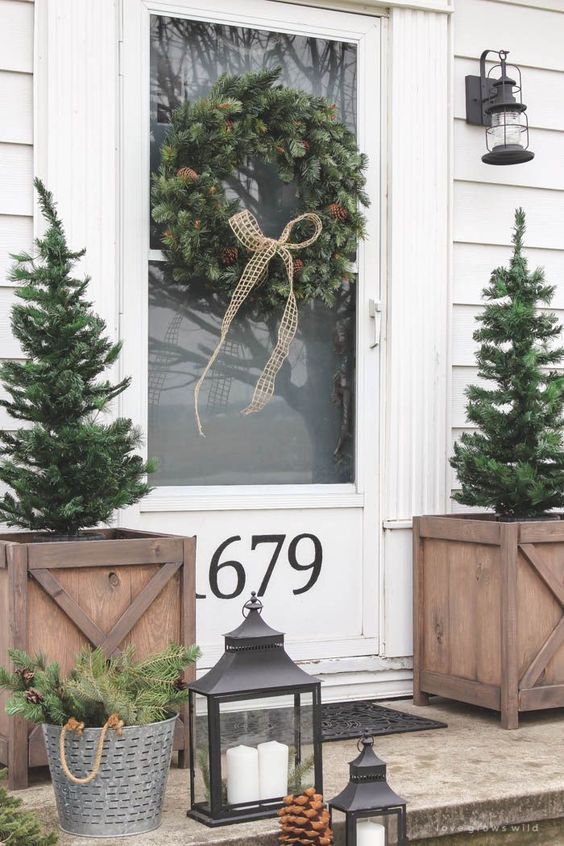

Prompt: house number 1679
[{"left": 197, "top": 534, "right": 323, "bottom": 600}]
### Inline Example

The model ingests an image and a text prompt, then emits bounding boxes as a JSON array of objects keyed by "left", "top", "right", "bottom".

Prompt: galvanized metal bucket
[{"left": 42, "top": 715, "right": 176, "bottom": 838}]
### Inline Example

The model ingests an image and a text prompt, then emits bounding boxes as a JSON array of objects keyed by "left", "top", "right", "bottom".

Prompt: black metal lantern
[
  {"left": 329, "top": 735, "right": 407, "bottom": 846},
  {"left": 187, "top": 592, "right": 323, "bottom": 827},
  {"left": 465, "top": 49, "right": 534, "bottom": 165}
]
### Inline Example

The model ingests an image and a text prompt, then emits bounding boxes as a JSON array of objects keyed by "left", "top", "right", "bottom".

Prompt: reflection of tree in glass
[
  {"left": 148, "top": 16, "right": 358, "bottom": 483},
  {"left": 150, "top": 18, "right": 357, "bottom": 129},
  {"left": 148, "top": 265, "right": 355, "bottom": 478}
]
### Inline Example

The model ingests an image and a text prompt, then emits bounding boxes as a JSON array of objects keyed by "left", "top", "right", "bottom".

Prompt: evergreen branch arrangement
[
  {"left": 451, "top": 209, "right": 564, "bottom": 517},
  {"left": 0, "top": 179, "right": 156, "bottom": 535},
  {"left": 0, "top": 643, "right": 200, "bottom": 728},
  {"left": 0, "top": 769, "right": 58, "bottom": 845},
  {"left": 152, "top": 68, "right": 369, "bottom": 310}
]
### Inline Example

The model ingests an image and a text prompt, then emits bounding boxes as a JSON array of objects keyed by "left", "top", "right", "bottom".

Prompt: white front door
[{"left": 121, "top": 0, "right": 383, "bottom": 696}]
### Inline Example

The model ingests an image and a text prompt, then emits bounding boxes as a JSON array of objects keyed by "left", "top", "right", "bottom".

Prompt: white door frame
[
  {"left": 118, "top": 0, "right": 385, "bottom": 673},
  {"left": 34, "top": 0, "right": 451, "bottom": 697}
]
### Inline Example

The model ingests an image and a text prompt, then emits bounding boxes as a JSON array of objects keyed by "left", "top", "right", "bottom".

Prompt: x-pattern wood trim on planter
[
  {"left": 31, "top": 560, "right": 183, "bottom": 655},
  {"left": 0, "top": 530, "right": 196, "bottom": 789},
  {"left": 413, "top": 515, "right": 564, "bottom": 729},
  {"left": 518, "top": 544, "right": 564, "bottom": 691}
]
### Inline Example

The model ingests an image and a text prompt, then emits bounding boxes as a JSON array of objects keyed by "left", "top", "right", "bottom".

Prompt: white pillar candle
[
  {"left": 226, "top": 745, "right": 259, "bottom": 805},
  {"left": 257, "top": 740, "right": 289, "bottom": 799},
  {"left": 356, "top": 820, "right": 386, "bottom": 846}
]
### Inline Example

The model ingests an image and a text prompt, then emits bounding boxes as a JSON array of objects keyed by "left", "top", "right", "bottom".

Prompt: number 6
[{"left": 209, "top": 536, "right": 246, "bottom": 599}]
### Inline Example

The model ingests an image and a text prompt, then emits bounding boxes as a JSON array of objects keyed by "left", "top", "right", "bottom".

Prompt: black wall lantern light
[
  {"left": 329, "top": 735, "right": 407, "bottom": 845},
  {"left": 187, "top": 592, "right": 323, "bottom": 827},
  {"left": 466, "top": 50, "right": 534, "bottom": 165}
]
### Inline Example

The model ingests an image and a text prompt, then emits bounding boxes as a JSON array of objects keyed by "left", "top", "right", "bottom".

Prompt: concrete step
[{"left": 16, "top": 699, "right": 564, "bottom": 845}]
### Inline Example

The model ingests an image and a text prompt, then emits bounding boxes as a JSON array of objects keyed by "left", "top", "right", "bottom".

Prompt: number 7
[{"left": 251, "top": 535, "right": 286, "bottom": 597}]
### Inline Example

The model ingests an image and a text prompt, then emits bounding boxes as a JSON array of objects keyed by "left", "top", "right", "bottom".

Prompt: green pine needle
[
  {"left": 0, "top": 643, "right": 200, "bottom": 728},
  {"left": 0, "top": 769, "right": 58, "bottom": 845},
  {"left": 0, "top": 179, "right": 156, "bottom": 534},
  {"left": 451, "top": 209, "right": 564, "bottom": 518}
]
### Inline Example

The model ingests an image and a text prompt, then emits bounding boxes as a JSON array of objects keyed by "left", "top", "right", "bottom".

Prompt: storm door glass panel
[{"left": 149, "top": 17, "right": 357, "bottom": 486}]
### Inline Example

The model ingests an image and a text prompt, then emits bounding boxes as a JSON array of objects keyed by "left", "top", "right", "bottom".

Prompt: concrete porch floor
[{"left": 15, "top": 698, "right": 564, "bottom": 845}]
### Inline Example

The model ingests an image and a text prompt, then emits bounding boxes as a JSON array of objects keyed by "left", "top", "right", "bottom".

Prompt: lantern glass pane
[
  {"left": 357, "top": 812, "right": 400, "bottom": 845},
  {"left": 331, "top": 808, "right": 348, "bottom": 846},
  {"left": 192, "top": 694, "right": 211, "bottom": 810},
  {"left": 489, "top": 110, "right": 524, "bottom": 148},
  {"left": 219, "top": 692, "right": 316, "bottom": 808},
  {"left": 332, "top": 809, "right": 403, "bottom": 846}
]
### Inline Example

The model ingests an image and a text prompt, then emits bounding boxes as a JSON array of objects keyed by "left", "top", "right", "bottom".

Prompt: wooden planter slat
[
  {"left": 27, "top": 536, "right": 184, "bottom": 568},
  {"left": 414, "top": 515, "right": 564, "bottom": 729},
  {"left": 417, "top": 514, "right": 501, "bottom": 544},
  {"left": 0, "top": 529, "right": 196, "bottom": 789},
  {"left": 519, "top": 522, "right": 564, "bottom": 543}
]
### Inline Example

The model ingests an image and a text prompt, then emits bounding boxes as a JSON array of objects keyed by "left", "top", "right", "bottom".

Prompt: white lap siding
[
  {"left": 0, "top": 0, "right": 33, "bottom": 433},
  {"left": 450, "top": 0, "right": 564, "bottom": 507}
]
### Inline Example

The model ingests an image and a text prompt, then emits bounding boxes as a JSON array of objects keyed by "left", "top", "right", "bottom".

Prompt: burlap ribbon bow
[{"left": 194, "top": 209, "right": 322, "bottom": 436}]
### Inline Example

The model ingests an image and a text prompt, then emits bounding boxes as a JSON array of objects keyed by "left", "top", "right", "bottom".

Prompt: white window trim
[
  {"left": 115, "top": 0, "right": 383, "bottom": 513},
  {"left": 274, "top": 0, "right": 453, "bottom": 14}
]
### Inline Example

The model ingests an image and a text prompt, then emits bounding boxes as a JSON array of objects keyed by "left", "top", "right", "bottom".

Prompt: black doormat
[{"left": 321, "top": 700, "right": 447, "bottom": 742}]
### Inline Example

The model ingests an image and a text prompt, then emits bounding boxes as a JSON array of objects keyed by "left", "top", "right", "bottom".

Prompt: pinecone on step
[
  {"left": 278, "top": 787, "right": 333, "bottom": 846},
  {"left": 328, "top": 203, "right": 348, "bottom": 222},
  {"left": 221, "top": 247, "right": 239, "bottom": 267},
  {"left": 177, "top": 167, "right": 199, "bottom": 184}
]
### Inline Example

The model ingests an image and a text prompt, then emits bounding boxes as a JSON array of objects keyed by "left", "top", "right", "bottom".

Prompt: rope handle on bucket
[{"left": 59, "top": 714, "right": 124, "bottom": 785}]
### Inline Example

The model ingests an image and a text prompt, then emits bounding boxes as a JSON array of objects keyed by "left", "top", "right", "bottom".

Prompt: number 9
[{"left": 288, "top": 533, "right": 322, "bottom": 595}]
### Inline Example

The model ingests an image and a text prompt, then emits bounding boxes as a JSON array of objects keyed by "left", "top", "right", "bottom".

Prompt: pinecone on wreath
[
  {"left": 221, "top": 247, "right": 239, "bottom": 267},
  {"left": 224, "top": 119, "right": 235, "bottom": 132},
  {"left": 176, "top": 166, "right": 199, "bottom": 184},
  {"left": 278, "top": 787, "right": 333, "bottom": 846},
  {"left": 293, "top": 259, "right": 304, "bottom": 279},
  {"left": 328, "top": 203, "right": 348, "bottom": 222}
]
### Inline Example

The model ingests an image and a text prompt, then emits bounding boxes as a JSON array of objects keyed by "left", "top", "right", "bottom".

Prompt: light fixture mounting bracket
[{"left": 465, "top": 49, "right": 505, "bottom": 126}]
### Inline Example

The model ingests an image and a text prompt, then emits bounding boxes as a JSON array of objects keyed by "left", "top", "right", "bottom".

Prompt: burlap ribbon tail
[{"left": 194, "top": 209, "right": 322, "bottom": 436}]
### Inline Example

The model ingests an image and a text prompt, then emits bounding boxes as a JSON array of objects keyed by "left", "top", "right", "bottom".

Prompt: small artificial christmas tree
[
  {"left": 0, "top": 179, "right": 156, "bottom": 535},
  {"left": 451, "top": 208, "right": 564, "bottom": 518},
  {"left": 0, "top": 769, "right": 58, "bottom": 845}
]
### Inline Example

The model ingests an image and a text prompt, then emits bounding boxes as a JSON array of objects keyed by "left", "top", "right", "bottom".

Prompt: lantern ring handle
[
  {"left": 357, "top": 733, "right": 375, "bottom": 752},
  {"left": 242, "top": 591, "right": 263, "bottom": 617}
]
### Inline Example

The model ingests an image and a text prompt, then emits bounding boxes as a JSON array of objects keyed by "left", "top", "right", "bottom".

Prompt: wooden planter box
[
  {"left": 413, "top": 515, "right": 564, "bottom": 729},
  {"left": 0, "top": 528, "right": 196, "bottom": 789}
]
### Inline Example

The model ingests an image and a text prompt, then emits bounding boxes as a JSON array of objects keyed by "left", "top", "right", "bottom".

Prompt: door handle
[{"left": 369, "top": 299, "right": 382, "bottom": 348}]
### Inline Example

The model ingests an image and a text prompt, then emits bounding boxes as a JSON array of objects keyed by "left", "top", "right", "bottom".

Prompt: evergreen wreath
[{"left": 151, "top": 68, "right": 369, "bottom": 309}]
